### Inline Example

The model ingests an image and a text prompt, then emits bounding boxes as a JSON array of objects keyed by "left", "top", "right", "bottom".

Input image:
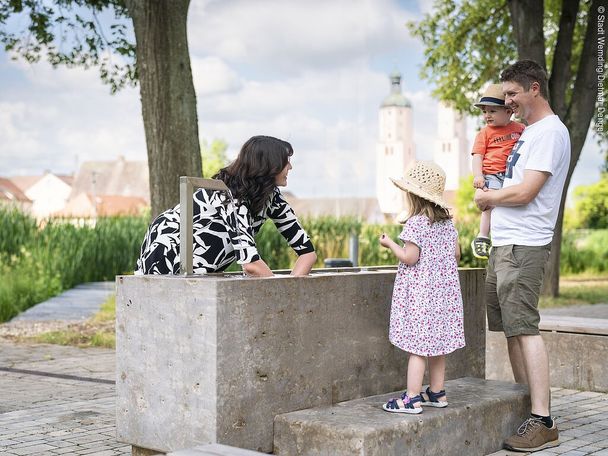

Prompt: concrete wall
[
  {"left": 116, "top": 268, "right": 485, "bottom": 453},
  {"left": 487, "top": 330, "right": 608, "bottom": 392}
]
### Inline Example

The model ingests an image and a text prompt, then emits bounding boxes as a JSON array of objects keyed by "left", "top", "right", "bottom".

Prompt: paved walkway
[
  {"left": 0, "top": 342, "right": 128, "bottom": 455},
  {"left": 2, "top": 340, "right": 608, "bottom": 455},
  {"left": 11, "top": 282, "right": 115, "bottom": 322},
  {"left": 0, "top": 288, "right": 607, "bottom": 455}
]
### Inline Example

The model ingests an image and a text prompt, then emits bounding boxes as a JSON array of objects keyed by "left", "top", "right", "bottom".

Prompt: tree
[
  {"left": 125, "top": 0, "right": 201, "bottom": 217},
  {"left": 201, "top": 138, "right": 229, "bottom": 178},
  {"left": 0, "top": 0, "right": 202, "bottom": 218},
  {"left": 409, "top": 0, "right": 607, "bottom": 296}
]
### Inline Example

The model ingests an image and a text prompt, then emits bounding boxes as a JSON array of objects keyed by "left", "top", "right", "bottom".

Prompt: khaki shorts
[{"left": 485, "top": 244, "right": 551, "bottom": 337}]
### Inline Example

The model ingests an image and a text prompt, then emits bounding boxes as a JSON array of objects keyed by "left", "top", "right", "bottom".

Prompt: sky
[{"left": 0, "top": 0, "right": 604, "bottom": 201}]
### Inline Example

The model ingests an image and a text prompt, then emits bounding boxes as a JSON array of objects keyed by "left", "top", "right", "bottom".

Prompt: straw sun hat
[
  {"left": 474, "top": 83, "right": 506, "bottom": 108},
  {"left": 390, "top": 160, "right": 449, "bottom": 209}
]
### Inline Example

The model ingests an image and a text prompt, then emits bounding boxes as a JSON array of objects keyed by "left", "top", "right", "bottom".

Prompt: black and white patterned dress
[{"left": 135, "top": 187, "right": 314, "bottom": 274}]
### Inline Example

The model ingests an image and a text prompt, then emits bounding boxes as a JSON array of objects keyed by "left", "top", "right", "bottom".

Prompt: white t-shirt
[{"left": 491, "top": 114, "right": 571, "bottom": 246}]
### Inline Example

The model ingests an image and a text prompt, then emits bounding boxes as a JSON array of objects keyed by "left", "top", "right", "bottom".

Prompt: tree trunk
[
  {"left": 549, "top": 0, "right": 580, "bottom": 119},
  {"left": 542, "top": 0, "right": 600, "bottom": 296},
  {"left": 125, "top": 0, "right": 201, "bottom": 218},
  {"left": 507, "top": 0, "right": 546, "bottom": 69},
  {"left": 508, "top": 0, "right": 600, "bottom": 296}
]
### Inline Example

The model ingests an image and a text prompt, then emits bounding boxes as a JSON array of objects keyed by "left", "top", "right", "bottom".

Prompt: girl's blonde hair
[{"left": 403, "top": 192, "right": 452, "bottom": 224}]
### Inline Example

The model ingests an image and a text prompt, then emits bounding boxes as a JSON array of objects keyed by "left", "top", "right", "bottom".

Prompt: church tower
[
  {"left": 433, "top": 102, "right": 469, "bottom": 191},
  {"left": 376, "top": 70, "right": 415, "bottom": 216}
]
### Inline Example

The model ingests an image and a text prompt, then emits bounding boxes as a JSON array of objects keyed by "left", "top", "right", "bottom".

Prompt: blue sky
[{"left": 0, "top": 0, "right": 603, "bottom": 201}]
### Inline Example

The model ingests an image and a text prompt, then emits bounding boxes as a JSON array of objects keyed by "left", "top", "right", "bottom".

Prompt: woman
[{"left": 136, "top": 135, "right": 317, "bottom": 277}]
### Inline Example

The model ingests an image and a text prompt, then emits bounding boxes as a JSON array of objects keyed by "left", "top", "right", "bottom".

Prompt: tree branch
[{"left": 549, "top": 0, "right": 580, "bottom": 119}]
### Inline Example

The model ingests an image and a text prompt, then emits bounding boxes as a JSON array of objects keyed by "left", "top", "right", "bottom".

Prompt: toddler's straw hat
[
  {"left": 474, "top": 83, "right": 506, "bottom": 108},
  {"left": 390, "top": 160, "right": 449, "bottom": 209}
]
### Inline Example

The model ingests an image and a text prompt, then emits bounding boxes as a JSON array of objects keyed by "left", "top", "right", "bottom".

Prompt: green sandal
[{"left": 471, "top": 236, "right": 491, "bottom": 259}]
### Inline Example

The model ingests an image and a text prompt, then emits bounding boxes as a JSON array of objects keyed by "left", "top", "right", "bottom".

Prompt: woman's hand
[
  {"left": 291, "top": 251, "right": 317, "bottom": 276},
  {"left": 243, "top": 259, "right": 274, "bottom": 277}
]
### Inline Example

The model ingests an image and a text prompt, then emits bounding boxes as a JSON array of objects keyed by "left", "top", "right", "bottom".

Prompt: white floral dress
[{"left": 388, "top": 215, "right": 465, "bottom": 356}]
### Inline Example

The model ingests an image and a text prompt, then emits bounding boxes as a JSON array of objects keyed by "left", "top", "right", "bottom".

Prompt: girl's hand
[{"left": 379, "top": 233, "right": 391, "bottom": 248}]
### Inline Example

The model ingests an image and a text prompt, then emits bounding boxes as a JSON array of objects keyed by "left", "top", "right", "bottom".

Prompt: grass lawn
[
  {"left": 24, "top": 273, "right": 608, "bottom": 348},
  {"left": 30, "top": 295, "right": 116, "bottom": 348},
  {"left": 539, "top": 274, "right": 608, "bottom": 308}
]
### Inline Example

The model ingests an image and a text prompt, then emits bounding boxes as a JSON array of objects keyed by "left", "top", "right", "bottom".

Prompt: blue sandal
[
  {"left": 420, "top": 386, "right": 448, "bottom": 408},
  {"left": 382, "top": 392, "right": 423, "bottom": 414}
]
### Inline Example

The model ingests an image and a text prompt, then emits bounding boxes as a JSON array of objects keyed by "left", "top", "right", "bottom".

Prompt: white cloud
[
  {"left": 0, "top": 58, "right": 146, "bottom": 176},
  {"left": 188, "top": 0, "right": 418, "bottom": 74},
  {"left": 416, "top": 0, "right": 435, "bottom": 16},
  {"left": 1, "top": 0, "right": 603, "bottom": 205},
  {"left": 0, "top": 102, "right": 46, "bottom": 167},
  {"left": 191, "top": 56, "right": 243, "bottom": 96}
]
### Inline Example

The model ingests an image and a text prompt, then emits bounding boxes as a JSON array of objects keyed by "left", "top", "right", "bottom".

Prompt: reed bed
[{"left": 1, "top": 206, "right": 604, "bottom": 322}]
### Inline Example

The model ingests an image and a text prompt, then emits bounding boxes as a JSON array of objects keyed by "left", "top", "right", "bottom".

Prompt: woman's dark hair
[{"left": 214, "top": 135, "right": 293, "bottom": 214}]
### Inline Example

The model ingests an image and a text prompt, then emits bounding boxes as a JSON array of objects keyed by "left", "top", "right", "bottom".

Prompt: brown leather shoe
[{"left": 504, "top": 417, "right": 559, "bottom": 452}]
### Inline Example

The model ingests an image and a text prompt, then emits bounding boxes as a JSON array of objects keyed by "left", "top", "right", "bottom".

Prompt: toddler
[{"left": 471, "top": 84, "right": 525, "bottom": 259}]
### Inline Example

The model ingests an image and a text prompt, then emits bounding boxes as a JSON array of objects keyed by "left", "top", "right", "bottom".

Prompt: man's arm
[{"left": 474, "top": 169, "right": 550, "bottom": 211}]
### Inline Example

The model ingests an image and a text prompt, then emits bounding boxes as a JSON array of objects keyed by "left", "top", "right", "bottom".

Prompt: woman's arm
[
  {"left": 266, "top": 190, "right": 316, "bottom": 274},
  {"left": 379, "top": 234, "right": 420, "bottom": 266},
  {"left": 243, "top": 259, "right": 274, "bottom": 277},
  {"left": 291, "top": 251, "right": 317, "bottom": 276}
]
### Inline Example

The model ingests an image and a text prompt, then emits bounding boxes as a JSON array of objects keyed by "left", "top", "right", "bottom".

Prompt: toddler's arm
[
  {"left": 472, "top": 154, "right": 485, "bottom": 189},
  {"left": 379, "top": 233, "right": 420, "bottom": 266}
]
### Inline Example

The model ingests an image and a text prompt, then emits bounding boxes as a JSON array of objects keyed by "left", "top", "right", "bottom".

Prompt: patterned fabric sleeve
[
  {"left": 266, "top": 190, "right": 315, "bottom": 255},
  {"left": 398, "top": 215, "right": 427, "bottom": 247},
  {"left": 231, "top": 203, "right": 261, "bottom": 265}
]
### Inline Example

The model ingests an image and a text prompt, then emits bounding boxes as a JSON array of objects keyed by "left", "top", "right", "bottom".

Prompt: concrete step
[
  {"left": 274, "top": 377, "right": 529, "bottom": 456},
  {"left": 168, "top": 443, "right": 265, "bottom": 455}
]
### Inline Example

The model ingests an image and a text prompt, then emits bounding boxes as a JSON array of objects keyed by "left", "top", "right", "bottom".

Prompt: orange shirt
[{"left": 472, "top": 121, "right": 525, "bottom": 174}]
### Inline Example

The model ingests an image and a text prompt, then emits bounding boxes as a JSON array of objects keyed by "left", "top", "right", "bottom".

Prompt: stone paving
[
  {"left": 1, "top": 340, "right": 608, "bottom": 455},
  {"left": 11, "top": 282, "right": 115, "bottom": 323},
  {"left": 1, "top": 287, "right": 607, "bottom": 455},
  {"left": 489, "top": 388, "right": 608, "bottom": 456},
  {"left": 0, "top": 342, "right": 129, "bottom": 455}
]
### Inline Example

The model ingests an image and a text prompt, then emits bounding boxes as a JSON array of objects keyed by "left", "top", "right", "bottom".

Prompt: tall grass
[
  {"left": 560, "top": 229, "right": 608, "bottom": 274},
  {"left": 2, "top": 204, "right": 605, "bottom": 323},
  {"left": 0, "top": 206, "right": 37, "bottom": 256},
  {"left": 0, "top": 208, "right": 148, "bottom": 322}
]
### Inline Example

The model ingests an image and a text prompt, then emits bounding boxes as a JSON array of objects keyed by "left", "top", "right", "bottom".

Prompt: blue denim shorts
[{"left": 484, "top": 173, "right": 505, "bottom": 190}]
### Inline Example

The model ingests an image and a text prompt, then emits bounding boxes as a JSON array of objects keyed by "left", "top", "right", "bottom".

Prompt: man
[{"left": 474, "top": 59, "right": 570, "bottom": 452}]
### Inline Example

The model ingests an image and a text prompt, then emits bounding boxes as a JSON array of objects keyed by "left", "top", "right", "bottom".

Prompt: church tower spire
[{"left": 376, "top": 70, "right": 415, "bottom": 217}]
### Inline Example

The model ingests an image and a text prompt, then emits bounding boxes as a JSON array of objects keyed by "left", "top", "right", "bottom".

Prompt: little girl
[{"left": 379, "top": 160, "right": 465, "bottom": 414}]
